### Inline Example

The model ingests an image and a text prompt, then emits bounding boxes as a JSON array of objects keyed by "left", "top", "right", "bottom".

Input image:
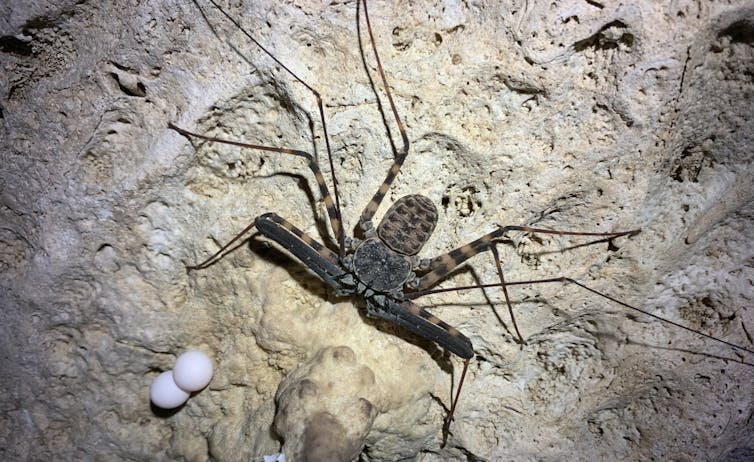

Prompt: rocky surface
[{"left": 1, "top": 0, "right": 753, "bottom": 460}]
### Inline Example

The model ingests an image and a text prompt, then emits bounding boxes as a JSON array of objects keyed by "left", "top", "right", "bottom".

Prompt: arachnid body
[{"left": 168, "top": 0, "right": 754, "bottom": 460}]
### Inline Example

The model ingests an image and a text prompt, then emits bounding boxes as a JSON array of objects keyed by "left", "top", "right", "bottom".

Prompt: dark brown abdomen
[{"left": 377, "top": 194, "right": 438, "bottom": 256}]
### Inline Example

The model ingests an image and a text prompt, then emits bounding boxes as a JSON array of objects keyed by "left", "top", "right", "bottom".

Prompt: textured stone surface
[
  {"left": 274, "top": 346, "right": 378, "bottom": 462},
  {"left": 1, "top": 1, "right": 753, "bottom": 461}
]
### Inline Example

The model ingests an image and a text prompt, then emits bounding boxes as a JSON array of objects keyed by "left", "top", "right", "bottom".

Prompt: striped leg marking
[
  {"left": 257, "top": 213, "right": 339, "bottom": 265},
  {"left": 255, "top": 213, "right": 346, "bottom": 290},
  {"left": 414, "top": 226, "right": 639, "bottom": 291},
  {"left": 197, "top": 0, "right": 346, "bottom": 255},
  {"left": 375, "top": 298, "right": 474, "bottom": 360},
  {"left": 357, "top": 0, "right": 411, "bottom": 227}
]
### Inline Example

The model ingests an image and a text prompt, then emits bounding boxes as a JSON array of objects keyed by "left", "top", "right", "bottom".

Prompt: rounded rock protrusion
[{"left": 274, "top": 346, "right": 378, "bottom": 462}]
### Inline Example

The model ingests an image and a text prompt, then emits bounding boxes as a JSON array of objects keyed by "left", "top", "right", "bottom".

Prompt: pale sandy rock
[
  {"left": 274, "top": 346, "right": 378, "bottom": 462},
  {"left": 1, "top": 1, "right": 753, "bottom": 461}
]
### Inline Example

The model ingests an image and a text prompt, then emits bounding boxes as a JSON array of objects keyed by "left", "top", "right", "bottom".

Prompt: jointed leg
[
  {"left": 357, "top": 0, "right": 411, "bottom": 231},
  {"left": 373, "top": 298, "right": 473, "bottom": 446},
  {"left": 412, "top": 225, "right": 639, "bottom": 291},
  {"left": 442, "top": 358, "right": 470, "bottom": 448},
  {"left": 403, "top": 276, "right": 754, "bottom": 357},
  {"left": 377, "top": 298, "right": 474, "bottom": 360},
  {"left": 255, "top": 213, "right": 346, "bottom": 289},
  {"left": 490, "top": 244, "right": 525, "bottom": 344},
  {"left": 169, "top": 124, "right": 344, "bottom": 256},
  {"left": 407, "top": 225, "right": 638, "bottom": 345},
  {"left": 187, "top": 211, "right": 345, "bottom": 289},
  {"left": 185, "top": 218, "right": 258, "bottom": 271},
  {"left": 174, "top": 0, "right": 346, "bottom": 255}
]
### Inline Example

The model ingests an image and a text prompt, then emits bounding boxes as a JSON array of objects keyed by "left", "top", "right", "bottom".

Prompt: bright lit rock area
[{"left": 2, "top": 1, "right": 753, "bottom": 460}]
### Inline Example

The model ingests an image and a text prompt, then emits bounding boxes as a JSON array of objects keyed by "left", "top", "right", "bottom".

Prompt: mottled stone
[
  {"left": 1, "top": 1, "right": 753, "bottom": 461},
  {"left": 274, "top": 346, "right": 377, "bottom": 462}
]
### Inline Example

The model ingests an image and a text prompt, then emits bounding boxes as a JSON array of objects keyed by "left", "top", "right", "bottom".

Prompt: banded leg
[
  {"left": 169, "top": 123, "right": 343, "bottom": 255},
  {"left": 409, "top": 226, "right": 637, "bottom": 344},
  {"left": 371, "top": 298, "right": 473, "bottom": 446},
  {"left": 373, "top": 298, "right": 473, "bottom": 359},
  {"left": 178, "top": 0, "right": 346, "bottom": 255},
  {"left": 413, "top": 226, "right": 639, "bottom": 291},
  {"left": 187, "top": 211, "right": 346, "bottom": 291},
  {"left": 403, "top": 277, "right": 754, "bottom": 358},
  {"left": 357, "top": 0, "right": 411, "bottom": 230},
  {"left": 255, "top": 213, "right": 346, "bottom": 290}
]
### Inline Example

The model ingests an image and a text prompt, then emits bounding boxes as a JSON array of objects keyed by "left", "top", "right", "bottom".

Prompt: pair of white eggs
[{"left": 150, "top": 351, "right": 214, "bottom": 409}]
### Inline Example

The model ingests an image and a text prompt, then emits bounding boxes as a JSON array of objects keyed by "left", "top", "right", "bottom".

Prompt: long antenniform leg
[
  {"left": 357, "top": 0, "right": 410, "bottom": 231},
  {"left": 404, "top": 277, "right": 754, "bottom": 359},
  {"left": 408, "top": 225, "right": 636, "bottom": 443},
  {"left": 171, "top": 0, "right": 346, "bottom": 257},
  {"left": 418, "top": 260, "right": 754, "bottom": 443}
]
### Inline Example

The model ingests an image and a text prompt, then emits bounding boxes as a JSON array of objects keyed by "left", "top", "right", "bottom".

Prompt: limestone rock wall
[{"left": 1, "top": 1, "right": 753, "bottom": 461}]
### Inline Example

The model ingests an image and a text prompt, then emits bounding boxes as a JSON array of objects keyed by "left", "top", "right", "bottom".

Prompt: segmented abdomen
[{"left": 377, "top": 194, "right": 438, "bottom": 256}]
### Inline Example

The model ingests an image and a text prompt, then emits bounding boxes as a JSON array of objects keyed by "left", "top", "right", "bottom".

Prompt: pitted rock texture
[
  {"left": 1, "top": 1, "right": 753, "bottom": 461},
  {"left": 274, "top": 346, "right": 378, "bottom": 462}
]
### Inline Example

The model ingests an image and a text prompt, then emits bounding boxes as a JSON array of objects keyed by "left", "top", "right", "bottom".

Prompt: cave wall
[{"left": 1, "top": 1, "right": 753, "bottom": 460}]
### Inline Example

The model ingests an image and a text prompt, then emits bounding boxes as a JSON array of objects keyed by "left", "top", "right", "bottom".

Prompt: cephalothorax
[
  {"left": 169, "top": 0, "right": 754, "bottom": 448},
  {"left": 350, "top": 195, "right": 437, "bottom": 293}
]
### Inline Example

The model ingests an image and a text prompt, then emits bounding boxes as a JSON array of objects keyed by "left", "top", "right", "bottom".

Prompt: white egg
[
  {"left": 173, "top": 350, "right": 214, "bottom": 392},
  {"left": 150, "top": 371, "right": 189, "bottom": 409},
  {"left": 263, "top": 454, "right": 286, "bottom": 462}
]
